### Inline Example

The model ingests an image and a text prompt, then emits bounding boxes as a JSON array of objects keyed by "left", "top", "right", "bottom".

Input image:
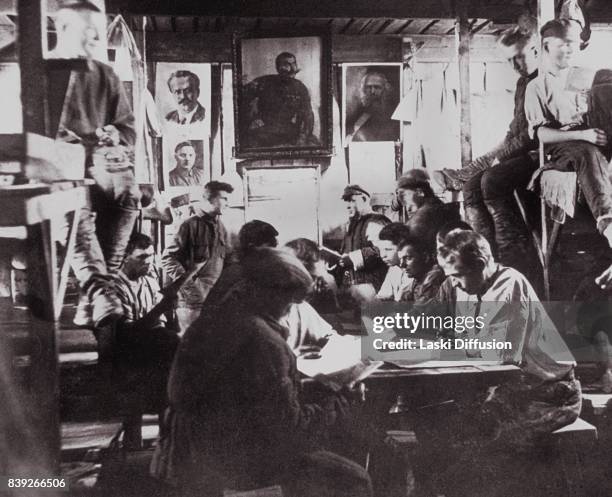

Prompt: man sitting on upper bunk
[
  {"left": 409, "top": 230, "right": 580, "bottom": 497},
  {"left": 436, "top": 16, "right": 541, "bottom": 281},
  {"left": 525, "top": 18, "right": 612, "bottom": 249}
]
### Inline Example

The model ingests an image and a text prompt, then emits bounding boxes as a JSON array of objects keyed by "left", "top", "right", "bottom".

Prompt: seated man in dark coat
[
  {"left": 337, "top": 184, "right": 391, "bottom": 298},
  {"left": 396, "top": 170, "right": 460, "bottom": 251},
  {"left": 152, "top": 248, "right": 372, "bottom": 497}
]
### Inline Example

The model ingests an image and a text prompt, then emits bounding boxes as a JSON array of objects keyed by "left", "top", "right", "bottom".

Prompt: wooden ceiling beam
[{"left": 107, "top": 0, "right": 455, "bottom": 19}]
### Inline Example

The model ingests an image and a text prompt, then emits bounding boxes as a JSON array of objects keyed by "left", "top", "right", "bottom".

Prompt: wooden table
[{"left": 363, "top": 361, "right": 521, "bottom": 414}]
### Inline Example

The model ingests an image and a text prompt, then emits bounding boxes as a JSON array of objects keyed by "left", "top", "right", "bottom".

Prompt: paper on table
[{"left": 297, "top": 335, "right": 383, "bottom": 391}]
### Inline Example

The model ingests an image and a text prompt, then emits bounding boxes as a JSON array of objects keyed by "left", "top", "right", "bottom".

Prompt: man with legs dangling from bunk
[
  {"left": 50, "top": 0, "right": 140, "bottom": 328},
  {"left": 524, "top": 18, "right": 612, "bottom": 249},
  {"left": 435, "top": 15, "right": 542, "bottom": 282}
]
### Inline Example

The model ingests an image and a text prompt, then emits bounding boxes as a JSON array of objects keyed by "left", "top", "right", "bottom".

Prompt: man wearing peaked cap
[
  {"left": 525, "top": 16, "right": 612, "bottom": 252},
  {"left": 341, "top": 184, "right": 371, "bottom": 200},
  {"left": 336, "top": 184, "right": 390, "bottom": 296}
]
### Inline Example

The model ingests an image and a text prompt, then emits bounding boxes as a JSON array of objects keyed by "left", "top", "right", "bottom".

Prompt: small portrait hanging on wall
[
  {"left": 343, "top": 63, "right": 402, "bottom": 144},
  {"left": 155, "top": 62, "right": 212, "bottom": 135}
]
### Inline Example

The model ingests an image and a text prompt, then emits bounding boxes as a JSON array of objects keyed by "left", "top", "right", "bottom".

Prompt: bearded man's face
[{"left": 361, "top": 74, "right": 390, "bottom": 116}]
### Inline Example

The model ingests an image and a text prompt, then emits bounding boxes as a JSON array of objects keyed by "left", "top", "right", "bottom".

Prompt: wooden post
[
  {"left": 538, "top": 0, "right": 556, "bottom": 28},
  {"left": 11, "top": 0, "right": 60, "bottom": 482},
  {"left": 455, "top": 0, "right": 472, "bottom": 167},
  {"left": 537, "top": 0, "right": 556, "bottom": 297},
  {"left": 17, "top": 0, "right": 49, "bottom": 136}
]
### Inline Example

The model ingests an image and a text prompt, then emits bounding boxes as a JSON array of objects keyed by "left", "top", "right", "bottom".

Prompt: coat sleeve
[
  {"left": 161, "top": 220, "right": 191, "bottom": 281},
  {"left": 490, "top": 77, "right": 536, "bottom": 161},
  {"left": 247, "top": 331, "right": 350, "bottom": 444}
]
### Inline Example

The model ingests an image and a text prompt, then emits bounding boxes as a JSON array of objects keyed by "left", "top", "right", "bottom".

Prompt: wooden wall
[{"left": 137, "top": 32, "right": 508, "bottom": 64}]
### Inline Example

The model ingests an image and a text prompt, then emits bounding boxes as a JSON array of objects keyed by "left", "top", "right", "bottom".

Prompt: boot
[
  {"left": 484, "top": 196, "right": 538, "bottom": 279},
  {"left": 464, "top": 204, "right": 496, "bottom": 254},
  {"left": 433, "top": 156, "right": 496, "bottom": 192}
]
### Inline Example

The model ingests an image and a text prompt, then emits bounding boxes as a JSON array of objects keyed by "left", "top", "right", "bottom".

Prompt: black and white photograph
[
  {"left": 343, "top": 63, "right": 402, "bottom": 144},
  {"left": 5, "top": 2, "right": 612, "bottom": 497},
  {"left": 233, "top": 32, "right": 333, "bottom": 158},
  {"left": 155, "top": 62, "right": 211, "bottom": 133},
  {"left": 43, "top": 0, "right": 108, "bottom": 61},
  {"left": 162, "top": 137, "right": 207, "bottom": 188}
]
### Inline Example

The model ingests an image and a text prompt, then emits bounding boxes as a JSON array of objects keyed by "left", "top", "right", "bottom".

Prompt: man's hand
[
  {"left": 581, "top": 128, "right": 608, "bottom": 147},
  {"left": 338, "top": 255, "right": 354, "bottom": 270},
  {"left": 341, "top": 382, "right": 367, "bottom": 404},
  {"left": 95, "top": 125, "right": 121, "bottom": 146},
  {"left": 595, "top": 265, "right": 612, "bottom": 291}
]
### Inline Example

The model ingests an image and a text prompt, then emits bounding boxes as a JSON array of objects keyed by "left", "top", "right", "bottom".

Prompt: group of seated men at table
[
  {"left": 97, "top": 6, "right": 612, "bottom": 497},
  {"left": 106, "top": 171, "right": 583, "bottom": 497}
]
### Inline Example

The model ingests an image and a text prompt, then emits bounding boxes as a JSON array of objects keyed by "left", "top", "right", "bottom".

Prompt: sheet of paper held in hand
[{"left": 297, "top": 335, "right": 383, "bottom": 391}]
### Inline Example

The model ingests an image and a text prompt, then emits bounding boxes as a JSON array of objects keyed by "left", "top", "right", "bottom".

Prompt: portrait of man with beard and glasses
[
  {"left": 165, "top": 70, "right": 206, "bottom": 125},
  {"left": 155, "top": 63, "right": 211, "bottom": 134},
  {"left": 344, "top": 65, "right": 401, "bottom": 143}
]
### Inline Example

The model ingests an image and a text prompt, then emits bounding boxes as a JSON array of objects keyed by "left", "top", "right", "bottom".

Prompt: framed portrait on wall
[
  {"left": 233, "top": 32, "right": 333, "bottom": 159},
  {"left": 162, "top": 135, "right": 209, "bottom": 189},
  {"left": 342, "top": 63, "right": 402, "bottom": 145},
  {"left": 155, "top": 62, "right": 212, "bottom": 135}
]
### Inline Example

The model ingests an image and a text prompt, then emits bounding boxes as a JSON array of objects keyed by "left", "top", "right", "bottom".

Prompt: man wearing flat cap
[
  {"left": 396, "top": 170, "right": 459, "bottom": 251},
  {"left": 525, "top": 17, "right": 612, "bottom": 249},
  {"left": 50, "top": 0, "right": 140, "bottom": 328},
  {"left": 337, "top": 185, "right": 390, "bottom": 294}
]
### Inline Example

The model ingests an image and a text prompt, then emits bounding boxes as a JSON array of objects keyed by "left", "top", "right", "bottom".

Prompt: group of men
[
  {"left": 139, "top": 166, "right": 582, "bottom": 496},
  {"left": 437, "top": 10, "right": 612, "bottom": 285},
  {"left": 42, "top": 0, "right": 611, "bottom": 495}
]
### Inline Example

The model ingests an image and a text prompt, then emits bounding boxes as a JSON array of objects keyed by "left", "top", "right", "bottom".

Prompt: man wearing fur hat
[{"left": 396, "top": 169, "right": 460, "bottom": 250}]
